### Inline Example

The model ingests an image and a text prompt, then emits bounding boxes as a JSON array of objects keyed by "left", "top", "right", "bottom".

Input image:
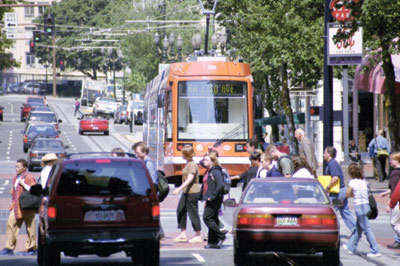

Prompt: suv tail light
[
  {"left": 237, "top": 213, "right": 273, "bottom": 226},
  {"left": 23, "top": 136, "right": 28, "bottom": 143},
  {"left": 152, "top": 204, "right": 160, "bottom": 219},
  {"left": 30, "top": 152, "right": 37, "bottom": 158},
  {"left": 301, "top": 214, "right": 336, "bottom": 226},
  {"left": 48, "top": 206, "right": 57, "bottom": 219}
]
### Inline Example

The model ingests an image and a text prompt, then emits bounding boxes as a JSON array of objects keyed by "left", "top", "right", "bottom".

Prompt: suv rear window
[
  {"left": 30, "top": 113, "right": 57, "bottom": 123},
  {"left": 57, "top": 161, "right": 151, "bottom": 196}
]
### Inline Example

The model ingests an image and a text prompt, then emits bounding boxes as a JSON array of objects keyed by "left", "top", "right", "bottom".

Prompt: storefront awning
[
  {"left": 354, "top": 54, "right": 400, "bottom": 94},
  {"left": 256, "top": 112, "right": 305, "bottom": 126}
]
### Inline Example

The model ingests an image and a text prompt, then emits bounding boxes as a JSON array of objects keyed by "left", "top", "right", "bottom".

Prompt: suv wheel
[
  {"left": 42, "top": 243, "right": 60, "bottom": 266},
  {"left": 234, "top": 244, "right": 248, "bottom": 265},
  {"left": 37, "top": 233, "right": 43, "bottom": 266},
  {"left": 132, "top": 240, "right": 160, "bottom": 266}
]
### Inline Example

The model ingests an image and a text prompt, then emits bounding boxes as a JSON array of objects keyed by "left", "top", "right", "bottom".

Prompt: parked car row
[
  {"left": 4, "top": 81, "right": 48, "bottom": 95},
  {"left": 19, "top": 96, "right": 67, "bottom": 171}
]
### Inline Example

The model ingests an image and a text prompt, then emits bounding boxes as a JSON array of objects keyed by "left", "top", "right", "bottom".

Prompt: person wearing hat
[{"left": 39, "top": 153, "right": 58, "bottom": 189}]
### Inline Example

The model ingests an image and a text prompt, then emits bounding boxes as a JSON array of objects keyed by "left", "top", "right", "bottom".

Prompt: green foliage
[
  {"left": 0, "top": 0, "right": 19, "bottom": 70},
  {"left": 217, "top": 0, "right": 325, "bottom": 145},
  {"left": 338, "top": 0, "right": 400, "bottom": 149},
  {"left": 33, "top": 0, "right": 201, "bottom": 91}
]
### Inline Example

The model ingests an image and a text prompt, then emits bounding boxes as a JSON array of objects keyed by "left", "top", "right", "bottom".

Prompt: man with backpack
[{"left": 265, "top": 144, "right": 294, "bottom": 178}]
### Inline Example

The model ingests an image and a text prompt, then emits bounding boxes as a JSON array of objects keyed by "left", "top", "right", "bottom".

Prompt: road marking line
[{"left": 192, "top": 253, "right": 205, "bottom": 263}]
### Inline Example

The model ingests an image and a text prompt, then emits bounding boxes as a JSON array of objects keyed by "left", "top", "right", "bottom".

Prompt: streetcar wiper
[{"left": 213, "top": 124, "right": 243, "bottom": 148}]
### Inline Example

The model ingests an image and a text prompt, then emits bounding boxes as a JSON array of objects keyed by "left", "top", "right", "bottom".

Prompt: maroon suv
[{"left": 37, "top": 153, "right": 160, "bottom": 266}]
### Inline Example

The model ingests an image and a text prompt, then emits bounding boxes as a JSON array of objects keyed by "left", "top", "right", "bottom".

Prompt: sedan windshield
[
  {"left": 57, "top": 161, "right": 151, "bottom": 196},
  {"left": 178, "top": 80, "right": 248, "bottom": 141},
  {"left": 243, "top": 182, "right": 330, "bottom": 205}
]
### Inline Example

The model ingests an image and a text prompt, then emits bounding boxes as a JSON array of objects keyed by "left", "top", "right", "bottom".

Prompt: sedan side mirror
[
  {"left": 64, "top": 145, "right": 70, "bottom": 149},
  {"left": 58, "top": 119, "right": 62, "bottom": 123}
]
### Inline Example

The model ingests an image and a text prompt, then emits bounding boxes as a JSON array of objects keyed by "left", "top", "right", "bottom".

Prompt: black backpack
[{"left": 221, "top": 167, "right": 231, "bottom": 195}]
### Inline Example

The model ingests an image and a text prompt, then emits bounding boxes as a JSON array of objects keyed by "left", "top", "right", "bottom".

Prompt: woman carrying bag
[
  {"left": 201, "top": 152, "right": 226, "bottom": 249},
  {"left": 172, "top": 145, "right": 202, "bottom": 243},
  {"left": 343, "top": 163, "right": 381, "bottom": 257}
]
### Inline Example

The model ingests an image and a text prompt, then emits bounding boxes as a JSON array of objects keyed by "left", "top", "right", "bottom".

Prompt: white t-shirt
[
  {"left": 348, "top": 179, "right": 369, "bottom": 205},
  {"left": 257, "top": 168, "right": 268, "bottom": 178},
  {"left": 292, "top": 168, "right": 314, "bottom": 179},
  {"left": 39, "top": 165, "right": 52, "bottom": 189}
]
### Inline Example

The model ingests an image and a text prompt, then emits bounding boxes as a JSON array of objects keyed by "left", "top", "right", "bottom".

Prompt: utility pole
[
  {"left": 52, "top": 28, "right": 56, "bottom": 97},
  {"left": 323, "top": 0, "right": 334, "bottom": 157}
]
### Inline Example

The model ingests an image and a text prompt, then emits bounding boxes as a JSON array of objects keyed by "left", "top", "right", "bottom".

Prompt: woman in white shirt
[
  {"left": 39, "top": 153, "right": 58, "bottom": 189},
  {"left": 291, "top": 156, "right": 315, "bottom": 179},
  {"left": 343, "top": 163, "right": 381, "bottom": 257}
]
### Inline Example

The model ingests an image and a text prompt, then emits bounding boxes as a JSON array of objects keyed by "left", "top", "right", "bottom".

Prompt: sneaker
[
  {"left": 342, "top": 244, "right": 354, "bottom": 255},
  {"left": 188, "top": 236, "right": 203, "bottom": 243},
  {"left": 173, "top": 235, "right": 188, "bottom": 242},
  {"left": 0, "top": 248, "right": 14, "bottom": 256},
  {"left": 366, "top": 253, "right": 381, "bottom": 257},
  {"left": 387, "top": 241, "right": 400, "bottom": 249}
]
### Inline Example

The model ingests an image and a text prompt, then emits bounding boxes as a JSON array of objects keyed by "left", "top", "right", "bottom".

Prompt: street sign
[
  {"left": 328, "top": 23, "right": 362, "bottom": 65},
  {"left": 6, "top": 28, "right": 17, "bottom": 39},
  {"left": 330, "top": 0, "right": 359, "bottom": 22},
  {"left": 4, "top": 12, "right": 17, "bottom": 28}
]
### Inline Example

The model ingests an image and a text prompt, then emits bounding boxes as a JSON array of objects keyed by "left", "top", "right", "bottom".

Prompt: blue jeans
[
  {"left": 396, "top": 235, "right": 400, "bottom": 243},
  {"left": 347, "top": 204, "right": 379, "bottom": 254},
  {"left": 330, "top": 187, "right": 356, "bottom": 233}
]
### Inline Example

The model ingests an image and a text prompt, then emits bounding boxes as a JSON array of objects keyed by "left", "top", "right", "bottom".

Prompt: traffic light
[
  {"left": 59, "top": 60, "right": 65, "bottom": 71},
  {"left": 29, "top": 40, "right": 35, "bottom": 53},
  {"left": 44, "top": 14, "right": 54, "bottom": 35},
  {"left": 33, "top": 30, "right": 41, "bottom": 42}
]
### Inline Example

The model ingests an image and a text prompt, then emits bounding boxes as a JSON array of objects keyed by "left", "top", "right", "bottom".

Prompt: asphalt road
[{"left": 0, "top": 94, "right": 399, "bottom": 265}]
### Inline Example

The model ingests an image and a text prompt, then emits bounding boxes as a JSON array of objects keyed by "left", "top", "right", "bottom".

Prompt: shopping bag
[{"left": 317, "top": 175, "right": 340, "bottom": 194}]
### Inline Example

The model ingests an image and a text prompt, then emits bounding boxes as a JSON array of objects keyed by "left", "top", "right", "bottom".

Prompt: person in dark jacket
[
  {"left": 201, "top": 152, "right": 226, "bottom": 249},
  {"left": 380, "top": 152, "right": 400, "bottom": 249}
]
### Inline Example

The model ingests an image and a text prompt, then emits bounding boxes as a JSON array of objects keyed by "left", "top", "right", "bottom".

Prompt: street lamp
[
  {"left": 192, "top": 33, "right": 201, "bottom": 54},
  {"left": 154, "top": 32, "right": 184, "bottom": 63}
]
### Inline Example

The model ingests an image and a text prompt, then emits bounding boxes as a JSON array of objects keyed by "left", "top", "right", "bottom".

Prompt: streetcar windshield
[{"left": 178, "top": 80, "right": 248, "bottom": 140}]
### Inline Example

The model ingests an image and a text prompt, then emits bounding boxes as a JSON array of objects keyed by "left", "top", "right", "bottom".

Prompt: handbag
[
  {"left": 19, "top": 191, "right": 42, "bottom": 210},
  {"left": 157, "top": 171, "right": 169, "bottom": 202},
  {"left": 376, "top": 148, "right": 389, "bottom": 157},
  {"left": 317, "top": 175, "right": 340, "bottom": 194},
  {"left": 366, "top": 184, "right": 378, "bottom": 220}
]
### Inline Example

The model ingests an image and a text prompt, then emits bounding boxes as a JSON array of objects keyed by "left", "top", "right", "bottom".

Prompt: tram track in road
[{"left": 50, "top": 99, "right": 131, "bottom": 153}]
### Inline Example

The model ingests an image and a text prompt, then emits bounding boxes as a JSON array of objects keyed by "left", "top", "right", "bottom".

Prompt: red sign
[{"left": 330, "top": 0, "right": 359, "bottom": 22}]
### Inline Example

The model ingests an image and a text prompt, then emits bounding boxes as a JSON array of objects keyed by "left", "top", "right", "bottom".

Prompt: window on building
[
  {"left": 24, "top": 6, "right": 35, "bottom": 18},
  {"left": 26, "top": 53, "right": 35, "bottom": 67},
  {"left": 38, "top": 3, "right": 48, "bottom": 15},
  {"left": 25, "top": 27, "right": 35, "bottom": 39}
]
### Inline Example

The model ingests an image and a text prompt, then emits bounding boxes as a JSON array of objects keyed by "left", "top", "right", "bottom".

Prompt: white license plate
[
  {"left": 84, "top": 210, "right": 125, "bottom": 222},
  {"left": 276, "top": 216, "right": 298, "bottom": 226},
  {"left": 92, "top": 126, "right": 98, "bottom": 130}
]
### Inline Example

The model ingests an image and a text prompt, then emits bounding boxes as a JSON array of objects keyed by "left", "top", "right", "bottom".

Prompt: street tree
[
  {"left": 338, "top": 0, "right": 400, "bottom": 150},
  {"left": 0, "top": 0, "right": 19, "bottom": 72},
  {"left": 218, "top": 0, "right": 325, "bottom": 152},
  {"left": 34, "top": 0, "right": 111, "bottom": 80}
]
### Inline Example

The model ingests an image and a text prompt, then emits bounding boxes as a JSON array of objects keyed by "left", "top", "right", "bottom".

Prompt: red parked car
[
  {"left": 78, "top": 114, "right": 109, "bottom": 135},
  {"left": 232, "top": 178, "right": 340, "bottom": 266},
  {"left": 0, "top": 105, "right": 4, "bottom": 121},
  {"left": 20, "top": 96, "right": 46, "bottom": 122}
]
